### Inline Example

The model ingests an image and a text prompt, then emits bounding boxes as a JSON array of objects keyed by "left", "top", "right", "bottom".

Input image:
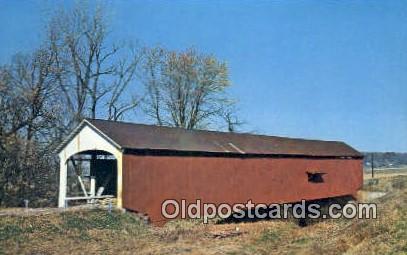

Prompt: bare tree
[
  {"left": 222, "top": 107, "right": 244, "bottom": 132},
  {"left": 0, "top": 3, "right": 244, "bottom": 207},
  {"left": 140, "top": 47, "right": 166, "bottom": 125},
  {"left": 0, "top": 48, "right": 61, "bottom": 206},
  {"left": 0, "top": 2, "right": 146, "bottom": 207},
  {"left": 107, "top": 46, "right": 143, "bottom": 121},
  {"left": 141, "top": 47, "right": 235, "bottom": 130},
  {"left": 0, "top": 49, "right": 60, "bottom": 147},
  {"left": 47, "top": 3, "right": 139, "bottom": 125}
]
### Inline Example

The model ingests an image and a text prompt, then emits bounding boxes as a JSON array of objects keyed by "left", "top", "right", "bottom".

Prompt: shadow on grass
[{"left": 216, "top": 195, "right": 355, "bottom": 227}]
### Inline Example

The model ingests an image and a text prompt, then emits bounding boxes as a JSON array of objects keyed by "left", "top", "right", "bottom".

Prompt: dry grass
[
  {"left": 1, "top": 174, "right": 406, "bottom": 255},
  {"left": 364, "top": 167, "right": 407, "bottom": 180}
]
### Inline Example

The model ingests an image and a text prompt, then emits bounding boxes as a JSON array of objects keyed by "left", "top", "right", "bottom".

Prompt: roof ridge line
[{"left": 85, "top": 118, "right": 345, "bottom": 144}]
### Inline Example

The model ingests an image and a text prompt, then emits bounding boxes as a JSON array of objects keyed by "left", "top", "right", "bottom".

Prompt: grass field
[
  {"left": 1, "top": 173, "right": 406, "bottom": 254},
  {"left": 364, "top": 167, "right": 407, "bottom": 179}
]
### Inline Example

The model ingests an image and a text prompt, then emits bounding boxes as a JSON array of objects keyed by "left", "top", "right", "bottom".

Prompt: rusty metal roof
[{"left": 82, "top": 119, "right": 362, "bottom": 158}]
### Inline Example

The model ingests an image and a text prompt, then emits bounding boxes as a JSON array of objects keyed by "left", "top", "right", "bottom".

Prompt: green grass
[
  {"left": 258, "top": 228, "right": 282, "bottom": 242},
  {"left": 0, "top": 208, "right": 149, "bottom": 254},
  {"left": 0, "top": 223, "right": 23, "bottom": 241}
]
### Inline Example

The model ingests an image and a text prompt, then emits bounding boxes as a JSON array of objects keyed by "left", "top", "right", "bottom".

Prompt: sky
[{"left": 0, "top": 0, "right": 406, "bottom": 152}]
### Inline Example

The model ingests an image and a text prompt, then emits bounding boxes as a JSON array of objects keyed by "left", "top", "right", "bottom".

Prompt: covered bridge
[{"left": 57, "top": 119, "right": 363, "bottom": 223}]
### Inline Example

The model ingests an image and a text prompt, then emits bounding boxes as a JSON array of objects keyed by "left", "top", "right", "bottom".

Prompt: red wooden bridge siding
[{"left": 122, "top": 154, "right": 363, "bottom": 224}]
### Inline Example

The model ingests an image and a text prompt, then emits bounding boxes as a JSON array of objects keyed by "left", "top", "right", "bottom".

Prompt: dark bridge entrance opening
[{"left": 65, "top": 150, "right": 117, "bottom": 206}]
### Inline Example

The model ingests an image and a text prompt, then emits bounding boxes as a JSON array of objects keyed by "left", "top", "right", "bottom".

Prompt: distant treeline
[{"left": 363, "top": 152, "right": 407, "bottom": 169}]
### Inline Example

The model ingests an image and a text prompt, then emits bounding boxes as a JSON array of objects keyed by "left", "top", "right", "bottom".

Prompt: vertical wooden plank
[
  {"left": 58, "top": 157, "right": 67, "bottom": 208},
  {"left": 116, "top": 152, "right": 123, "bottom": 209}
]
